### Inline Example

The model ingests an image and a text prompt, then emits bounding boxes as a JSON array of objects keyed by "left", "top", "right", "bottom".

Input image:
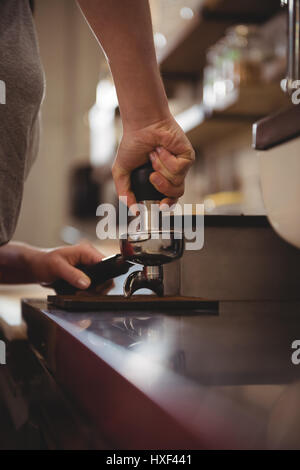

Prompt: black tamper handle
[{"left": 131, "top": 161, "right": 166, "bottom": 202}]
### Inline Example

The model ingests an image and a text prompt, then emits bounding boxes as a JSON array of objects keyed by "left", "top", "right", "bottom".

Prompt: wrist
[
  {"left": 112, "top": 61, "right": 171, "bottom": 131},
  {"left": 122, "top": 104, "right": 171, "bottom": 132},
  {"left": 21, "top": 244, "right": 45, "bottom": 283}
]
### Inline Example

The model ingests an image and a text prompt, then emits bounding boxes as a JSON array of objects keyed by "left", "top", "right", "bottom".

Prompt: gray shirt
[{"left": 0, "top": 0, "right": 44, "bottom": 246}]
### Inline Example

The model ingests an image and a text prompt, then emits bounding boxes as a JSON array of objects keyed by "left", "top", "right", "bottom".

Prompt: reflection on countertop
[{"left": 21, "top": 296, "right": 300, "bottom": 449}]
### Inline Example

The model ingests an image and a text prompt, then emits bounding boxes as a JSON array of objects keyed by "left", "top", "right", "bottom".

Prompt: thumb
[
  {"left": 52, "top": 257, "right": 91, "bottom": 290},
  {"left": 112, "top": 165, "right": 136, "bottom": 207}
]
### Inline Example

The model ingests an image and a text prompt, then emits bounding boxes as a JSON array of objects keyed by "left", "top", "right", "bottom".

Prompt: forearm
[
  {"left": 0, "top": 242, "right": 41, "bottom": 284},
  {"left": 77, "top": 0, "right": 170, "bottom": 129}
]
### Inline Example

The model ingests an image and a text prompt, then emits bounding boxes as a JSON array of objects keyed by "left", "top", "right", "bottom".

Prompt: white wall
[{"left": 14, "top": 0, "right": 105, "bottom": 247}]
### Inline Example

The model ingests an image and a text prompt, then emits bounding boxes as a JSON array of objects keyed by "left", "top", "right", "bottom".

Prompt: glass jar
[
  {"left": 203, "top": 24, "right": 275, "bottom": 109},
  {"left": 225, "top": 24, "right": 273, "bottom": 86},
  {"left": 203, "top": 41, "right": 238, "bottom": 109}
]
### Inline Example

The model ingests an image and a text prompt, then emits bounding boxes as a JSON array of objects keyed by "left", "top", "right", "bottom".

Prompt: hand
[
  {"left": 28, "top": 242, "right": 107, "bottom": 291},
  {"left": 112, "top": 115, "right": 195, "bottom": 207}
]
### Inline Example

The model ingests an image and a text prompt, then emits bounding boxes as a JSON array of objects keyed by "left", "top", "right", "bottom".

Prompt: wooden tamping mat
[{"left": 47, "top": 294, "right": 219, "bottom": 313}]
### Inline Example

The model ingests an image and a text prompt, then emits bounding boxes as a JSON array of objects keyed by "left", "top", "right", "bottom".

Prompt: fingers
[
  {"left": 49, "top": 255, "right": 92, "bottom": 290},
  {"left": 112, "top": 163, "right": 136, "bottom": 207},
  {"left": 148, "top": 147, "right": 193, "bottom": 200},
  {"left": 113, "top": 147, "right": 193, "bottom": 206},
  {"left": 149, "top": 147, "right": 186, "bottom": 199},
  {"left": 149, "top": 171, "right": 184, "bottom": 199},
  {"left": 155, "top": 146, "right": 193, "bottom": 176},
  {"left": 47, "top": 243, "right": 105, "bottom": 290},
  {"left": 150, "top": 147, "right": 192, "bottom": 184}
]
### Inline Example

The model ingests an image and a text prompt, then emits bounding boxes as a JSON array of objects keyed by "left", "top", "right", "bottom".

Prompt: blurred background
[{"left": 14, "top": 0, "right": 289, "bottom": 248}]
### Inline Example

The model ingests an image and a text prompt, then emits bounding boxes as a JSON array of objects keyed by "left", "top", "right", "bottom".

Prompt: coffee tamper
[
  {"left": 121, "top": 162, "right": 184, "bottom": 297},
  {"left": 50, "top": 162, "right": 184, "bottom": 298}
]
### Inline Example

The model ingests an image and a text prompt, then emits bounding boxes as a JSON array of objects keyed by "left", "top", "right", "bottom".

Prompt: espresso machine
[{"left": 253, "top": 0, "right": 300, "bottom": 250}]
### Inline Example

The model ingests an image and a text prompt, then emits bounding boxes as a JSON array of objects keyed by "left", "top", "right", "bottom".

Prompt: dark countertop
[{"left": 21, "top": 293, "right": 300, "bottom": 450}]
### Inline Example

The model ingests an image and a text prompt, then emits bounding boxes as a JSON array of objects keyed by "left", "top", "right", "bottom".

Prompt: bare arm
[
  {"left": 77, "top": 0, "right": 194, "bottom": 206},
  {"left": 0, "top": 242, "right": 36, "bottom": 284},
  {"left": 77, "top": 0, "right": 169, "bottom": 129}
]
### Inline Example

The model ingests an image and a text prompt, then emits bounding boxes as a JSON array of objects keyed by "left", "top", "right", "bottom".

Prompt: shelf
[
  {"left": 159, "top": 0, "right": 282, "bottom": 83},
  {"left": 185, "top": 116, "right": 249, "bottom": 148},
  {"left": 215, "top": 83, "right": 290, "bottom": 118},
  {"left": 176, "top": 83, "right": 291, "bottom": 148}
]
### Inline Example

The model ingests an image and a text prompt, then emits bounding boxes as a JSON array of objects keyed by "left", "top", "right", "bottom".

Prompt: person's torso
[{"left": 0, "top": 0, "right": 45, "bottom": 245}]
